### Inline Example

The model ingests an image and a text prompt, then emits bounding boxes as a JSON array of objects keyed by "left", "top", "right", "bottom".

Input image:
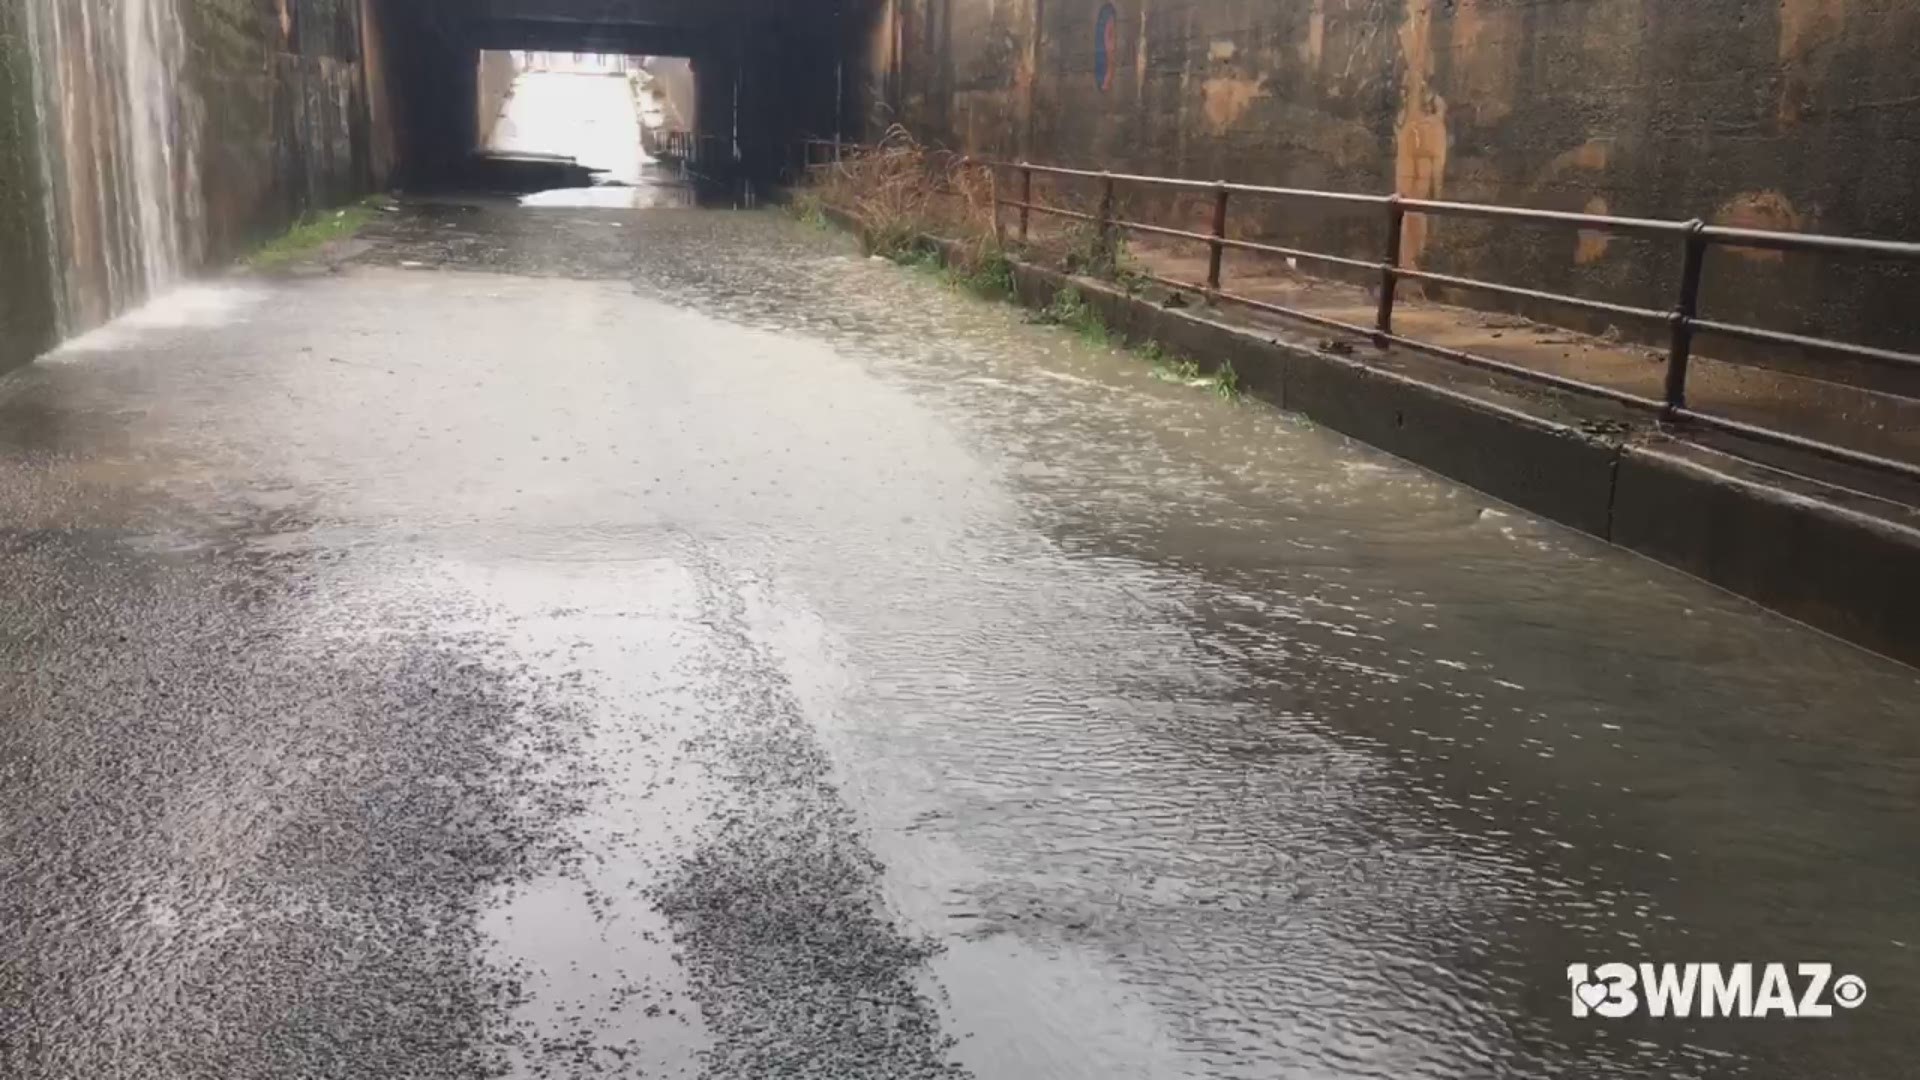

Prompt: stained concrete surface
[
  {"left": 0, "top": 0, "right": 56, "bottom": 371},
  {"left": 876, "top": 0, "right": 1920, "bottom": 360}
]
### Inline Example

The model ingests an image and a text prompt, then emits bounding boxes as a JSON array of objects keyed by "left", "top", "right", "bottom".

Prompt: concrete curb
[{"left": 836, "top": 214, "right": 1920, "bottom": 668}]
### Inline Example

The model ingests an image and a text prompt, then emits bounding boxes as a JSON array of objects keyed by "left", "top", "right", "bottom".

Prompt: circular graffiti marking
[{"left": 1094, "top": 4, "right": 1119, "bottom": 92}]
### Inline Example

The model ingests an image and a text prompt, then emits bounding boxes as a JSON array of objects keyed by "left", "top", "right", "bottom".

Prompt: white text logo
[{"left": 1567, "top": 963, "right": 1866, "bottom": 1018}]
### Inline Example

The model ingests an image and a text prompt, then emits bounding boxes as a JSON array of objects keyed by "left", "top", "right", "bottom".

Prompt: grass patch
[
  {"left": 879, "top": 238, "right": 1017, "bottom": 302},
  {"left": 1143, "top": 339, "right": 1241, "bottom": 400},
  {"left": 790, "top": 189, "right": 832, "bottom": 230},
  {"left": 952, "top": 248, "right": 1015, "bottom": 300},
  {"left": 248, "top": 198, "right": 383, "bottom": 269},
  {"left": 1213, "top": 359, "right": 1241, "bottom": 401},
  {"left": 1038, "top": 286, "right": 1112, "bottom": 347},
  {"left": 905, "top": 245, "right": 946, "bottom": 274}
]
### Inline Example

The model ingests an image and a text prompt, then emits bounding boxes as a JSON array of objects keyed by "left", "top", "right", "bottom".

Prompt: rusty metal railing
[
  {"left": 660, "top": 130, "right": 738, "bottom": 173},
  {"left": 986, "top": 160, "right": 1920, "bottom": 481},
  {"left": 795, "top": 143, "right": 1920, "bottom": 482},
  {"left": 799, "top": 136, "right": 849, "bottom": 170}
]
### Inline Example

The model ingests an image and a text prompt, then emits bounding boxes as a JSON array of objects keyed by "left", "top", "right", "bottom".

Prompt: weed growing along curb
[
  {"left": 952, "top": 249, "right": 1015, "bottom": 300},
  {"left": 1036, "top": 286, "right": 1112, "bottom": 348},
  {"left": 792, "top": 131, "right": 1237, "bottom": 403},
  {"left": 792, "top": 189, "right": 833, "bottom": 230},
  {"left": 1029, "top": 287, "right": 1238, "bottom": 398},
  {"left": 1141, "top": 338, "right": 1241, "bottom": 401},
  {"left": 248, "top": 197, "right": 387, "bottom": 269},
  {"left": 865, "top": 238, "right": 1017, "bottom": 302},
  {"left": 1056, "top": 220, "right": 1150, "bottom": 295}
]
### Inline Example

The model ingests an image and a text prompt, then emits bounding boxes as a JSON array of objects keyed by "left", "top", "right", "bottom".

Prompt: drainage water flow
[{"left": 24, "top": 0, "right": 203, "bottom": 335}]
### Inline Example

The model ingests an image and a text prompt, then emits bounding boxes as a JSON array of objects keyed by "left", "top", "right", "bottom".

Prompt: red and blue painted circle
[{"left": 1094, "top": 4, "right": 1119, "bottom": 91}]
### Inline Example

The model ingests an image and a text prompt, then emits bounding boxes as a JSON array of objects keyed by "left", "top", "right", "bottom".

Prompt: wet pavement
[{"left": 1, "top": 197, "right": 1917, "bottom": 1080}]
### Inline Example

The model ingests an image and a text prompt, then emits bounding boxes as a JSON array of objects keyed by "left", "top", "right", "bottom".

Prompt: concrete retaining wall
[
  {"left": 864, "top": 0, "right": 1920, "bottom": 363},
  {"left": 477, "top": 50, "right": 520, "bottom": 149},
  {"left": 0, "top": 0, "right": 384, "bottom": 371},
  {"left": 187, "top": 0, "right": 374, "bottom": 264},
  {"left": 0, "top": 2, "right": 56, "bottom": 371}
]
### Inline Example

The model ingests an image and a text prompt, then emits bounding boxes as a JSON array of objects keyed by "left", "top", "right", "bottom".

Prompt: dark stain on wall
[
  {"left": 0, "top": 0, "right": 384, "bottom": 369},
  {"left": 868, "top": 0, "right": 1920, "bottom": 360},
  {"left": 0, "top": 2, "right": 57, "bottom": 371},
  {"left": 186, "top": 0, "right": 374, "bottom": 260}
]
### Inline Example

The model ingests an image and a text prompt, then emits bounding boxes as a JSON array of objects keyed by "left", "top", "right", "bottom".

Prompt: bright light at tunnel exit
[{"left": 478, "top": 49, "right": 695, "bottom": 197}]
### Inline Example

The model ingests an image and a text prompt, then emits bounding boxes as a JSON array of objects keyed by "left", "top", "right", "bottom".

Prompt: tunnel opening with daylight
[
  {"left": 471, "top": 50, "right": 697, "bottom": 206},
  {"left": 367, "top": 0, "right": 865, "bottom": 195}
]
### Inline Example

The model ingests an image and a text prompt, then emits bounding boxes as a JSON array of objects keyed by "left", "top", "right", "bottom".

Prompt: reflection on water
[{"left": 518, "top": 179, "right": 694, "bottom": 210}]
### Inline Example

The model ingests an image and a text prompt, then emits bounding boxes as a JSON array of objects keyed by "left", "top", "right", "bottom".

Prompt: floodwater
[{"left": 1, "top": 201, "right": 1916, "bottom": 1080}]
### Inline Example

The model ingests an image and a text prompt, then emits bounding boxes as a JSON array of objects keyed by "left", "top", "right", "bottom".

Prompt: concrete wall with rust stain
[
  {"left": 186, "top": 0, "right": 376, "bottom": 262},
  {"left": 0, "top": 0, "right": 57, "bottom": 370},
  {"left": 1, "top": 0, "right": 385, "bottom": 368},
  {"left": 866, "top": 0, "right": 1920, "bottom": 356},
  {"left": 477, "top": 50, "right": 521, "bottom": 148},
  {"left": 358, "top": 0, "right": 398, "bottom": 189}
]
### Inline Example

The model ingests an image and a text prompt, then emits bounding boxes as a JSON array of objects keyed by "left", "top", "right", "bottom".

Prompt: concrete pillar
[
  {"left": 692, "top": 44, "right": 740, "bottom": 168},
  {"left": 714, "top": 9, "right": 848, "bottom": 181},
  {"left": 373, "top": 0, "right": 480, "bottom": 188}
]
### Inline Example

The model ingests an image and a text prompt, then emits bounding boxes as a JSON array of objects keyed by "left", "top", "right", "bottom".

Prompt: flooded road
[{"left": 1, "top": 204, "right": 1916, "bottom": 1080}]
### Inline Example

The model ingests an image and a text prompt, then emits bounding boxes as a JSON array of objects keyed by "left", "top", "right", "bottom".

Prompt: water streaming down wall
[{"left": 23, "top": 0, "right": 204, "bottom": 335}]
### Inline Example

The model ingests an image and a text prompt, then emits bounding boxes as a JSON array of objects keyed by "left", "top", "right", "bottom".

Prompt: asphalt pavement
[{"left": 0, "top": 199, "right": 1916, "bottom": 1080}]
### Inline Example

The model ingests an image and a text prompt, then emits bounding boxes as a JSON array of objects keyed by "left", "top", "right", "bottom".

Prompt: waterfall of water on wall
[{"left": 23, "top": 0, "right": 204, "bottom": 336}]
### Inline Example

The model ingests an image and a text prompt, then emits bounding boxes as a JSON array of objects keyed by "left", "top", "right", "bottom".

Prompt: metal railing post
[
  {"left": 1097, "top": 171, "right": 1118, "bottom": 268},
  {"left": 1018, "top": 165, "right": 1033, "bottom": 243},
  {"left": 991, "top": 164, "right": 1005, "bottom": 245},
  {"left": 1207, "top": 182, "right": 1229, "bottom": 294},
  {"left": 1665, "top": 219, "right": 1708, "bottom": 416},
  {"left": 1374, "top": 195, "right": 1406, "bottom": 346}
]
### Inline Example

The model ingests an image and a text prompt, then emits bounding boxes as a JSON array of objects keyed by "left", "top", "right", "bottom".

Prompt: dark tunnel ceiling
[{"left": 413, "top": 0, "right": 771, "bottom": 56}]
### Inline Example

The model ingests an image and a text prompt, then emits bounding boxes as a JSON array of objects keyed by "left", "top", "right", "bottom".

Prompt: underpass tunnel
[
  {"left": 473, "top": 51, "right": 694, "bottom": 206},
  {"left": 364, "top": 0, "right": 870, "bottom": 192}
]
